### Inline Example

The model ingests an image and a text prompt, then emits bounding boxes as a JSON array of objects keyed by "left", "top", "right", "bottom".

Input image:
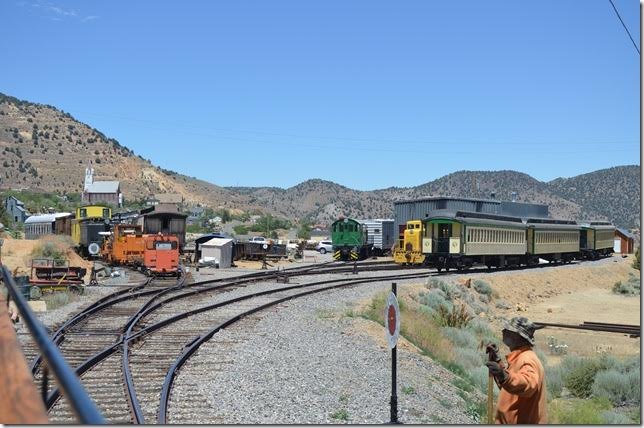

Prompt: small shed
[
  {"left": 24, "top": 213, "right": 72, "bottom": 239},
  {"left": 614, "top": 228, "right": 635, "bottom": 254},
  {"left": 200, "top": 237, "right": 234, "bottom": 268}
]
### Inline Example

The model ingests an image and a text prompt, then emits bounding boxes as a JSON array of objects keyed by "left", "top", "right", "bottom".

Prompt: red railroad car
[{"left": 143, "top": 234, "right": 180, "bottom": 276}]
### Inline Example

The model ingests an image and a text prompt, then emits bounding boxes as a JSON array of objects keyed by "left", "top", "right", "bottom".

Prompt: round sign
[
  {"left": 262, "top": 243, "right": 268, "bottom": 250},
  {"left": 384, "top": 292, "right": 400, "bottom": 349}
]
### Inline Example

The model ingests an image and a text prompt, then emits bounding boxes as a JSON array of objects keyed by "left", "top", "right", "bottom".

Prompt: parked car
[{"left": 315, "top": 240, "right": 333, "bottom": 254}]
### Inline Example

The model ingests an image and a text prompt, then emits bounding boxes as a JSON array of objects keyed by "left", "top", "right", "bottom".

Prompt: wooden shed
[{"left": 614, "top": 228, "right": 635, "bottom": 254}]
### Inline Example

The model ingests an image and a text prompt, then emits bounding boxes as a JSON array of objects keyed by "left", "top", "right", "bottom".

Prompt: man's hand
[{"left": 486, "top": 361, "right": 508, "bottom": 384}]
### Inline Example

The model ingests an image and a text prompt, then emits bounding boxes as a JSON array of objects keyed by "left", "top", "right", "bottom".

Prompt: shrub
[
  {"left": 426, "top": 277, "right": 459, "bottom": 299},
  {"left": 472, "top": 279, "right": 493, "bottom": 295},
  {"left": 592, "top": 369, "right": 640, "bottom": 405},
  {"left": 545, "top": 364, "right": 565, "bottom": 399},
  {"left": 32, "top": 241, "right": 66, "bottom": 260},
  {"left": 442, "top": 326, "right": 479, "bottom": 349},
  {"left": 495, "top": 299, "right": 511, "bottom": 309},
  {"left": 633, "top": 247, "right": 640, "bottom": 270},
  {"left": 421, "top": 289, "right": 452, "bottom": 311},
  {"left": 42, "top": 291, "right": 72, "bottom": 310},
  {"left": 600, "top": 410, "right": 632, "bottom": 424},
  {"left": 612, "top": 279, "right": 640, "bottom": 295},
  {"left": 453, "top": 347, "right": 485, "bottom": 371},
  {"left": 434, "top": 303, "right": 472, "bottom": 328},
  {"left": 549, "top": 397, "right": 612, "bottom": 424},
  {"left": 564, "top": 358, "right": 602, "bottom": 398}
]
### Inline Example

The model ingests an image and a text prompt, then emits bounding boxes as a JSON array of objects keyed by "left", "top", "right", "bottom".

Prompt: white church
[{"left": 81, "top": 162, "right": 123, "bottom": 207}]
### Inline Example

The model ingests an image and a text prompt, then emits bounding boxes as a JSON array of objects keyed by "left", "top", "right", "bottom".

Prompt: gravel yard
[{"left": 171, "top": 272, "right": 482, "bottom": 424}]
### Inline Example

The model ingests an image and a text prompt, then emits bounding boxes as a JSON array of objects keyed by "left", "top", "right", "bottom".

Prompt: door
[{"left": 437, "top": 223, "right": 451, "bottom": 253}]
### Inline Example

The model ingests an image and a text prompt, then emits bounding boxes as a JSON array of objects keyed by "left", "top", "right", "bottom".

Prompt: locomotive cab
[{"left": 392, "top": 220, "right": 426, "bottom": 265}]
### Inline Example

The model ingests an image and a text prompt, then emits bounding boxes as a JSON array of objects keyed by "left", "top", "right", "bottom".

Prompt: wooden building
[{"left": 614, "top": 228, "right": 635, "bottom": 254}]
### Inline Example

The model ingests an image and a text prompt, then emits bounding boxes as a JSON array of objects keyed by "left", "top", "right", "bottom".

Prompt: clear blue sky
[{"left": 1, "top": 1, "right": 640, "bottom": 190}]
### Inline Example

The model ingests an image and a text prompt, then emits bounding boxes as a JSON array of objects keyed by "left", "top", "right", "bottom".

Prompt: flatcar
[
  {"left": 142, "top": 234, "right": 180, "bottom": 276},
  {"left": 580, "top": 221, "right": 615, "bottom": 259},
  {"left": 71, "top": 205, "right": 112, "bottom": 257},
  {"left": 101, "top": 224, "right": 145, "bottom": 266},
  {"left": 331, "top": 217, "right": 372, "bottom": 261}
]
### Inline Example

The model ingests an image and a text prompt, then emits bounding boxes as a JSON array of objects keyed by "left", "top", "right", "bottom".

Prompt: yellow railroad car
[{"left": 393, "top": 220, "right": 426, "bottom": 265}]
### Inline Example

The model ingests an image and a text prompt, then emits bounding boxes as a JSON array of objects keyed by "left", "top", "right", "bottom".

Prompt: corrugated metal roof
[
  {"left": 201, "top": 237, "right": 234, "bottom": 247},
  {"left": 25, "top": 212, "right": 72, "bottom": 223},
  {"left": 617, "top": 228, "right": 635, "bottom": 238},
  {"left": 85, "top": 181, "right": 120, "bottom": 193}
]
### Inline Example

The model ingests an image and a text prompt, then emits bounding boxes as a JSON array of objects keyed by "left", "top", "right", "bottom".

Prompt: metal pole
[
  {"left": 0, "top": 266, "right": 105, "bottom": 424},
  {"left": 390, "top": 282, "right": 399, "bottom": 424}
]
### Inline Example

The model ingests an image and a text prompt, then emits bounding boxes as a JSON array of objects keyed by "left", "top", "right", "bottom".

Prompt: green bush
[
  {"left": 546, "top": 364, "right": 565, "bottom": 399},
  {"left": 592, "top": 369, "right": 640, "bottom": 405},
  {"left": 472, "top": 279, "right": 492, "bottom": 296},
  {"left": 549, "top": 397, "right": 612, "bottom": 424},
  {"left": 564, "top": 358, "right": 602, "bottom": 398},
  {"left": 32, "top": 241, "right": 66, "bottom": 260}
]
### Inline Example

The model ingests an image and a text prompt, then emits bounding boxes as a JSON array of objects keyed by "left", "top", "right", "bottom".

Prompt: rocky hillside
[
  {"left": 0, "top": 92, "right": 639, "bottom": 228},
  {"left": 0, "top": 93, "right": 246, "bottom": 210},
  {"left": 548, "top": 166, "right": 640, "bottom": 230}
]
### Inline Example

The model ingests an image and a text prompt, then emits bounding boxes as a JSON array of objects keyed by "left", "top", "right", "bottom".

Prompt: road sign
[{"left": 384, "top": 291, "right": 400, "bottom": 349}]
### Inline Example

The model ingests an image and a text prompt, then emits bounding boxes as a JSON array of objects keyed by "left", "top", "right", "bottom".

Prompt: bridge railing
[{"left": 0, "top": 265, "right": 105, "bottom": 424}]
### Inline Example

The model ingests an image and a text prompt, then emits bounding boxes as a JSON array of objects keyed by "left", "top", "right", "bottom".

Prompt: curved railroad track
[{"left": 38, "top": 261, "right": 424, "bottom": 423}]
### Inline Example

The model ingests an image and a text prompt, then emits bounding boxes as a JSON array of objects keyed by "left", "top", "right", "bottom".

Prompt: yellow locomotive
[{"left": 71, "top": 205, "right": 112, "bottom": 257}]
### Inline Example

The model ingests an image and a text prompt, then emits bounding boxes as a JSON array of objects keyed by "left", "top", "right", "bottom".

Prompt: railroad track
[{"left": 35, "top": 262, "right": 426, "bottom": 423}]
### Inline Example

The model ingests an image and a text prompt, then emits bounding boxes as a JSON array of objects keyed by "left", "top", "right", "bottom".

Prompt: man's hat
[{"left": 503, "top": 317, "right": 544, "bottom": 345}]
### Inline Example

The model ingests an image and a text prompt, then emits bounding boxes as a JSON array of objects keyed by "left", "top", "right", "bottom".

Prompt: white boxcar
[{"left": 360, "top": 219, "right": 395, "bottom": 255}]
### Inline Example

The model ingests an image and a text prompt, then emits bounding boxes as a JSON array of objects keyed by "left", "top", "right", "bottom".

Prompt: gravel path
[{"left": 171, "top": 273, "right": 482, "bottom": 424}]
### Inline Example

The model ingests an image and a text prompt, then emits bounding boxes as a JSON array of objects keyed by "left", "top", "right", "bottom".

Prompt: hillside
[
  {"left": 548, "top": 165, "right": 641, "bottom": 229},
  {"left": 0, "top": 92, "right": 639, "bottom": 228},
  {"left": 0, "top": 93, "right": 246, "bottom": 210}
]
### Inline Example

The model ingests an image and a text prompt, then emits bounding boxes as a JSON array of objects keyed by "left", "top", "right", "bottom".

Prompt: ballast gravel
[{"left": 171, "top": 272, "right": 482, "bottom": 424}]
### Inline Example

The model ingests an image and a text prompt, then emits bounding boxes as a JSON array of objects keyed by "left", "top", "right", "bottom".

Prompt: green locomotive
[{"left": 330, "top": 217, "right": 372, "bottom": 261}]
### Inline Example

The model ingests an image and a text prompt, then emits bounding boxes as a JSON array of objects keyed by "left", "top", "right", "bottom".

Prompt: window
[
  {"left": 375, "top": 229, "right": 380, "bottom": 233},
  {"left": 103, "top": 208, "right": 110, "bottom": 218},
  {"left": 80, "top": 208, "right": 87, "bottom": 218}
]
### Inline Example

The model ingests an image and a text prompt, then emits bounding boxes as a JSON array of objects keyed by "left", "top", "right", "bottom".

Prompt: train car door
[{"left": 437, "top": 223, "right": 451, "bottom": 253}]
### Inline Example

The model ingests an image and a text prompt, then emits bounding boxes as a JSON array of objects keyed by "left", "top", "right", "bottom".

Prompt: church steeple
[{"left": 84, "top": 161, "right": 94, "bottom": 191}]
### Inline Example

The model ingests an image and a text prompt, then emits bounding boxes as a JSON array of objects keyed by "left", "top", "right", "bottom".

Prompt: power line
[{"left": 608, "top": 0, "right": 640, "bottom": 55}]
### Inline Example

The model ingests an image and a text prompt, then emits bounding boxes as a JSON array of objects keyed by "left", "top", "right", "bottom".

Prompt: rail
[
  {"left": 0, "top": 265, "right": 106, "bottom": 424},
  {"left": 534, "top": 320, "right": 640, "bottom": 338}
]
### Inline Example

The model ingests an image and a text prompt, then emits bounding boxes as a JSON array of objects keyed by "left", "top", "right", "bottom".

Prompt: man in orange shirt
[{"left": 486, "top": 317, "right": 547, "bottom": 424}]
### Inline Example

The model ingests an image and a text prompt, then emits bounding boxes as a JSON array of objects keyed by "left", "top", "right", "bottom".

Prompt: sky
[{"left": 0, "top": 0, "right": 640, "bottom": 191}]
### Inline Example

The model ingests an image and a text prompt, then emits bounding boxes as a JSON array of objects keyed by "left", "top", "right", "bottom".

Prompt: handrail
[{"left": 0, "top": 265, "right": 106, "bottom": 424}]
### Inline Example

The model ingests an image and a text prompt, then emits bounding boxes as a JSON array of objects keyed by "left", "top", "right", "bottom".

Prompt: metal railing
[{"left": 0, "top": 265, "right": 106, "bottom": 424}]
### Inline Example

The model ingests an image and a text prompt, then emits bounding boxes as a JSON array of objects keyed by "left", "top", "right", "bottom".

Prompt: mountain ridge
[{"left": 0, "top": 92, "right": 639, "bottom": 228}]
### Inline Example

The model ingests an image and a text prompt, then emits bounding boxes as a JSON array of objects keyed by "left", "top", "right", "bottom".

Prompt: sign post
[{"left": 385, "top": 282, "right": 401, "bottom": 424}]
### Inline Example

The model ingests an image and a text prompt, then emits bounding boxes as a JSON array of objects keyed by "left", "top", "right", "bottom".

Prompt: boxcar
[{"left": 361, "top": 219, "right": 395, "bottom": 256}]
